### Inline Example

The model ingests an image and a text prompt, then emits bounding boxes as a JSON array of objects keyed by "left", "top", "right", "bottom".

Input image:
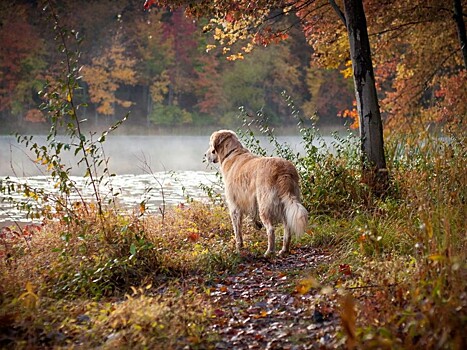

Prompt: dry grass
[{"left": 0, "top": 130, "right": 465, "bottom": 349}]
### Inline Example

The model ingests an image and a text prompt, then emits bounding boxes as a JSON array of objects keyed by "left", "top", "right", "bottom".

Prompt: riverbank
[
  {"left": 1, "top": 196, "right": 465, "bottom": 349},
  {"left": 0, "top": 130, "right": 465, "bottom": 349}
]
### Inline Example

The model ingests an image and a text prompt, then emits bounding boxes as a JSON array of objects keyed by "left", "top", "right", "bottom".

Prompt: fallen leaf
[
  {"left": 340, "top": 293, "right": 356, "bottom": 349},
  {"left": 295, "top": 276, "right": 320, "bottom": 295},
  {"left": 339, "top": 264, "right": 352, "bottom": 276}
]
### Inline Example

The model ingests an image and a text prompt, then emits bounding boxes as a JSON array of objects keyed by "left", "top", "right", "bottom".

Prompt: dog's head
[{"left": 206, "top": 130, "right": 242, "bottom": 164}]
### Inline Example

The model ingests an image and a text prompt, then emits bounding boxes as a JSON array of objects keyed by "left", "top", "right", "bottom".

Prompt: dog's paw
[{"left": 278, "top": 249, "right": 289, "bottom": 257}]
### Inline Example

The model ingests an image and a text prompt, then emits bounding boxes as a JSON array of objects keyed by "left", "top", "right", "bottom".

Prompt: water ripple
[{"left": 0, "top": 171, "right": 219, "bottom": 224}]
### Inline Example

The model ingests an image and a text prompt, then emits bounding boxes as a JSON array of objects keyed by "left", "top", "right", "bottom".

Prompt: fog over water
[
  {"left": 0, "top": 133, "right": 335, "bottom": 223},
  {"left": 1, "top": 135, "right": 214, "bottom": 176},
  {"left": 0, "top": 134, "right": 326, "bottom": 176}
]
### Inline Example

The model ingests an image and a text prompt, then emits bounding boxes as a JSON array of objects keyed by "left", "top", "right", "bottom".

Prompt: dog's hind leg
[
  {"left": 230, "top": 207, "right": 243, "bottom": 253},
  {"left": 278, "top": 225, "right": 291, "bottom": 256},
  {"left": 262, "top": 220, "right": 276, "bottom": 258},
  {"left": 252, "top": 202, "right": 263, "bottom": 229}
]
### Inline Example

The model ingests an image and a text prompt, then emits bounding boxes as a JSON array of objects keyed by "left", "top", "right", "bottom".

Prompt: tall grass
[{"left": 234, "top": 105, "right": 466, "bottom": 348}]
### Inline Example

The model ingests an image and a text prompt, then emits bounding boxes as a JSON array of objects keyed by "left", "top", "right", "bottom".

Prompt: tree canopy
[
  {"left": 0, "top": 0, "right": 353, "bottom": 131},
  {"left": 144, "top": 0, "right": 465, "bottom": 133}
]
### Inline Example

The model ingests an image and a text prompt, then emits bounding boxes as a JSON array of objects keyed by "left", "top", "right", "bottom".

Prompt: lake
[{"left": 0, "top": 133, "right": 335, "bottom": 223}]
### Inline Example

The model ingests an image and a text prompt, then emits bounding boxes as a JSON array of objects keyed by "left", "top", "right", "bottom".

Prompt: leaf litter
[{"left": 207, "top": 246, "right": 341, "bottom": 349}]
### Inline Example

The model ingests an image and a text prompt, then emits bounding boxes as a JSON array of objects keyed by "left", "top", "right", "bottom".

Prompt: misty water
[{"left": 0, "top": 133, "right": 335, "bottom": 224}]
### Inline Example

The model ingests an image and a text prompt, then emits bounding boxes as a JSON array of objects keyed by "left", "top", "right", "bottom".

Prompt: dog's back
[
  {"left": 223, "top": 153, "right": 307, "bottom": 235},
  {"left": 209, "top": 129, "right": 308, "bottom": 256}
]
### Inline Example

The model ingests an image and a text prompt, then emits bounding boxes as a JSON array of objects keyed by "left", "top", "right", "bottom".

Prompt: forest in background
[
  {"left": 3, "top": 0, "right": 465, "bottom": 135},
  {"left": 0, "top": 0, "right": 358, "bottom": 134}
]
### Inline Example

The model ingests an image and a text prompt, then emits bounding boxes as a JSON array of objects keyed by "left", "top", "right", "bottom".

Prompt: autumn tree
[
  {"left": 129, "top": 7, "right": 204, "bottom": 126},
  {"left": 221, "top": 44, "right": 303, "bottom": 124},
  {"left": 303, "top": 0, "right": 466, "bottom": 132},
  {"left": 165, "top": 9, "right": 199, "bottom": 108},
  {"left": 370, "top": 0, "right": 467, "bottom": 132},
  {"left": 193, "top": 50, "right": 226, "bottom": 119},
  {"left": 0, "top": 2, "right": 46, "bottom": 122},
  {"left": 303, "top": 67, "right": 354, "bottom": 127},
  {"left": 129, "top": 9, "right": 174, "bottom": 124},
  {"left": 144, "top": 0, "right": 390, "bottom": 193},
  {"left": 82, "top": 36, "right": 137, "bottom": 117}
]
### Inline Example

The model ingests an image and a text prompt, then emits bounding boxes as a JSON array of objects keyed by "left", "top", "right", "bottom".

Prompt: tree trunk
[
  {"left": 144, "top": 85, "right": 152, "bottom": 127},
  {"left": 453, "top": 0, "right": 467, "bottom": 69},
  {"left": 343, "top": 0, "right": 388, "bottom": 195}
]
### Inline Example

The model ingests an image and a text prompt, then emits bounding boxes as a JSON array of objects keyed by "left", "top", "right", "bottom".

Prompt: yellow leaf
[
  {"left": 26, "top": 281, "right": 35, "bottom": 294},
  {"left": 226, "top": 53, "right": 244, "bottom": 61},
  {"left": 19, "top": 282, "right": 39, "bottom": 309},
  {"left": 428, "top": 254, "right": 444, "bottom": 261},
  {"left": 206, "top": 44, "right": 217, "bottom": 52},
  {"left": 340, "top": 66, "right": 353, "bottom": 79},
  {"left": 295, "top": 276, "right": 320, "bottom": 295}
]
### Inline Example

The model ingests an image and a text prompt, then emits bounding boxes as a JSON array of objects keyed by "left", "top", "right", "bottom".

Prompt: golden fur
[{"left": 206, "top": 130, "right": 308, "bottom": 257}]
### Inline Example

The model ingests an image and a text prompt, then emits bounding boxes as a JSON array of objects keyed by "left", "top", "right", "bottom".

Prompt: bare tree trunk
[
  {"left": 144, "top": 85, "right": 152, "bottom": 127},
  {"left": 453, "top": 0, "right": 467, "bottom": 69},
  {"left": 342, "top": 0, "right": 388, "bottom": 195}
]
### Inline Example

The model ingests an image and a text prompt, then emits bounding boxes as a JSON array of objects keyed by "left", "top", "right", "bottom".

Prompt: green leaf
[{"left": 130, "top": 243, "right": 136, "bottom": 256}]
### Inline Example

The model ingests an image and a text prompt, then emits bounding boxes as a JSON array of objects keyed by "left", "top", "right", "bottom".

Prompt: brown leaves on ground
[{"left": 206, "top": 247, "right": 341, "bottom": 349}]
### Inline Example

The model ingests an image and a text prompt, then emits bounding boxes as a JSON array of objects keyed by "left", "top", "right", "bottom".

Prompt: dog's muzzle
[{"left": 205, "top": 148, "right": 218, "bottom": 163}]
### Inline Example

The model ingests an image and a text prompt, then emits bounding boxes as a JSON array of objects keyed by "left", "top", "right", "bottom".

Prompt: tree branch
[
  {"left": 369, "top": 19, "right": 435, "bottom": 36},
  {"left": 329, "top": 0, "right": 346, "bottom": 27}
]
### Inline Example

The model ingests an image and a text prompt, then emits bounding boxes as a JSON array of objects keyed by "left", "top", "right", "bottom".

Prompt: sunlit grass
[
  {"left": 0, "top": 202, "right": 236, "bottom": 348},
  {"left": 1, "top": 126, "right": 465, "bottom": 349}
]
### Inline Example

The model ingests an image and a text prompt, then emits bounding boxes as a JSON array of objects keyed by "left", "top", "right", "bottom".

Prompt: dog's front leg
[{"left": 230, "top": 207, "right": 243, "bottom": 253}]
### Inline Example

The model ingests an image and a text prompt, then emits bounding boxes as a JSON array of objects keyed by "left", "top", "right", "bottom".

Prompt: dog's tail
[{"left": 283, "top": 196, "right": 308, "bottom": 237}]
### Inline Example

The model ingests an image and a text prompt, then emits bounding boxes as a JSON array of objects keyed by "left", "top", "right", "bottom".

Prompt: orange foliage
[
  {"left": 24, "top": 109, "right": 46, "bottom": 123},
  {"left": 338, "top": 105, "right": 359, "bottom": 130},
  {"left": 424, "top": 71, "right": 467, "bottom": 129},
  {"left": 0, "top": 3, "right": 42, "bottom": 112},
  {"left": 83, "top": 38, "right": 137, "bottom": 116}
]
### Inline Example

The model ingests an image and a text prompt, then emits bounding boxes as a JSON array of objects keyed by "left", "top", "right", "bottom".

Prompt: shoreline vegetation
[
  {"left": 1, "top": 123, "right": 465, "bottom": 349},
  {"left": 0, "top": 121, "right": 351, "bottom": 137}
]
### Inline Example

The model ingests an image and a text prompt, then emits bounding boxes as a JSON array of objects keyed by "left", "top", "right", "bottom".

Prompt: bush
[
  {"left": 231, "top": 103, "right": 466, "bottom": 349},
  {"left": 150, "top": 104, "right": 193, "bottom": 126}
]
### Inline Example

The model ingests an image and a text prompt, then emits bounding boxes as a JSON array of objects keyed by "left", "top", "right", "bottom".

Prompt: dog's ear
[{"left": 213, "top": 131, "right": 233, "bottom": 152}]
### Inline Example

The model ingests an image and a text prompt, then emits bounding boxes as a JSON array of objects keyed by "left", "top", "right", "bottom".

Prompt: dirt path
[{"left": 207, "top": 247, "right": 341, "bottom": 349}]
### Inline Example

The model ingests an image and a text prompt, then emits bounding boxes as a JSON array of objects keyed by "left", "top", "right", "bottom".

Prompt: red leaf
[
  {"left": 143, "top": 0, "right": 156, "bottom": 10},
  {"left": 187, "top": 232, "right": 200, "bottom": 242},
  {"left": 339, "top": 264, "right": 352, "bottom": 276},
  {"left": 213, "top": 309, "right": 225, "bottom": 318},
  {"left": 225, "top": 13, "right": 234, "bottom": 23}
]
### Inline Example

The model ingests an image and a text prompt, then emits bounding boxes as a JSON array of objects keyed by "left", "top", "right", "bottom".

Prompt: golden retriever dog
[{"left": 206, "top": 130, "right": 308, "bottom": 257}]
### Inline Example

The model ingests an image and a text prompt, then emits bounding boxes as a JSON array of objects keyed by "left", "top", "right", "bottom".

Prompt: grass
[{"left": 0, "top": 127, "right": 466, "bottom": 349}]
